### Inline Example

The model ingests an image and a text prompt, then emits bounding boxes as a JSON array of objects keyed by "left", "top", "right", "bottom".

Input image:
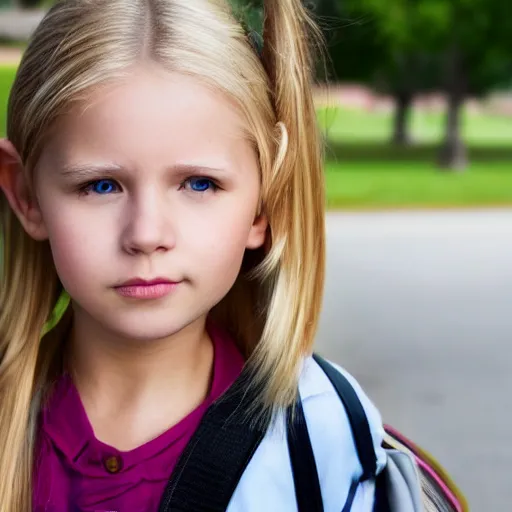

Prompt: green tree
[
  {"left": 341, "top": 0, "right": 512, "bottom": 169},
  {"left": 316, "top": 0, "right": 438, "bottom": 146}
]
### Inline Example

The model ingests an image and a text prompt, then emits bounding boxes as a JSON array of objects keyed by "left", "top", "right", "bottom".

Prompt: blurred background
[{"left": 0, "top": 0, "right": 510, "bottom": 509}]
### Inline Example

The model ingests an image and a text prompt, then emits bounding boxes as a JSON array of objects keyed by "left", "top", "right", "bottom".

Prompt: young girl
[{"left": 0, "top": 0, "right": 385, "bottom": 510}]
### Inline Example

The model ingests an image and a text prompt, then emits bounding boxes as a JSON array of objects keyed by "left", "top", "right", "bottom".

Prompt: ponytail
[{"left": 247, "top": 0, "right": 326, "bottom": 411}]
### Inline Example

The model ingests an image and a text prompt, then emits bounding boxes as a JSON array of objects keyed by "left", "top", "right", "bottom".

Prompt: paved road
[{"left": 316, "top": 210, "right": 512, "bottom": 511}]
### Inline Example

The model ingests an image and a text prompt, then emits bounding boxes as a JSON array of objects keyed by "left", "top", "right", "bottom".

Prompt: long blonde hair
[{"left": 0, "top": 0, "right": 325, "bottom": 509}]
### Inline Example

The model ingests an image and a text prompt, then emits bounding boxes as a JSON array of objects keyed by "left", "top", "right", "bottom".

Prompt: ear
[
  {"left": 246, "top": 211, "right": 268, "bottom": 250},
  {"left": 0, "top": 139, "right": 48, "bottom": 240}
]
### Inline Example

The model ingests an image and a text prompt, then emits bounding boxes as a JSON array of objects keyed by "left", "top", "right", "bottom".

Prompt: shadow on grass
[{"left": 325, "top": 142, "right": 512, "bottom": 165}]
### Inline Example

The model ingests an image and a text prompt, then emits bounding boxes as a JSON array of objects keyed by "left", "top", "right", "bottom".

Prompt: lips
[
  {"left": 114, "top": 278, "right": 181, "bottom": 299},
  {"left": 118, "top": 278, "right": 178, "bottom": 287}
]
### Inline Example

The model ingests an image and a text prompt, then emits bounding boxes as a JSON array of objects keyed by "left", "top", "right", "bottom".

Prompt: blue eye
[
  {"left": 86, "top": 179, "right": 119, "bottom": 194},
  {"left": 185, "top": 177, "right": 218, "bottom": 193}
]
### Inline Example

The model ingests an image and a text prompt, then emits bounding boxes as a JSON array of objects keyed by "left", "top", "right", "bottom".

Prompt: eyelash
[{"left": 78, "top": 176, "right": 220, "bottom": 195}]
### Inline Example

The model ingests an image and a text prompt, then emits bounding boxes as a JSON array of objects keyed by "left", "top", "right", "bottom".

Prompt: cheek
[
  {"left": 42, "top": 205, "right": 112, "bottom": 290},
  {"left": 184, "top": 205, "right": 254, "bottom": 279}
]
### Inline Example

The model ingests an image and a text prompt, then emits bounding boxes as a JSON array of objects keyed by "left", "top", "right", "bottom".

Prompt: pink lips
[{"left": 114, "top": 278, "right": 180, "bottom": 299}]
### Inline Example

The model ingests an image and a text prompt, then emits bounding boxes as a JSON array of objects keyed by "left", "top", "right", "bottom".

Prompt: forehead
[{"left": 39, "top": 65, "right": 251, "bottom": 170}]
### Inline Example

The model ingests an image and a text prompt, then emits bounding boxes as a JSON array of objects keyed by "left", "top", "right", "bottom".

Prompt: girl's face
[{"left": 24, "top": 65, "right": 268, "bottom": 340}]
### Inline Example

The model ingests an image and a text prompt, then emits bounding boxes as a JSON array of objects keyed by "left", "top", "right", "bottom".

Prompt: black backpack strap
[
  {"left": 158, "top": 355, "right": 379, "bottom": 512},
  {"left": 286, "top": 355, "right": 379, "bottom": 512},
  {"left": 158, "top": 369, "right": 269, "bottom": 512},
  {"left": 286, "top": 397, "right": 324, "bottom": 512},
  {"left": 313, "top": 353, "right": 378, "bottom": 481},
  {"left": 286, "top": 404, "right": 363, "bottom": 512}
]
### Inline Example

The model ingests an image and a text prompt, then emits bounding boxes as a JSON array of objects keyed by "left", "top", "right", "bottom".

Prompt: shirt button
[{"left": 103, "top": 455, "right": 123, "bottom": 474}]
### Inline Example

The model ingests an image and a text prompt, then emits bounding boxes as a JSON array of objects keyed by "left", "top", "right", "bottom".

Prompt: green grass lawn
[
  {"left": 0, "top": 62, "right": 510, "bottom": 209},
  {"left": 325, "top": 156, "right": 512, "bottom": 209},
  {"left": 319, "top": 106, "right": 512, "bottom": 146},
  {"left": 0, "top": 65, "right": 17, "bottom": 134},
  {"left": 320, "top": 107, "right": 512, "bottom": 209}
]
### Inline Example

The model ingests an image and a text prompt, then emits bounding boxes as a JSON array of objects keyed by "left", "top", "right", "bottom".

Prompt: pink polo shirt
[{"left": 33, "top": 323, "right": 244, "bottom": 512}]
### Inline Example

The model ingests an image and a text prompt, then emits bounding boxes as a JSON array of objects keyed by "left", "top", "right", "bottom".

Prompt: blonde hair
[{"left": 0, "top": 0, "right": 325, "bottom": 509}]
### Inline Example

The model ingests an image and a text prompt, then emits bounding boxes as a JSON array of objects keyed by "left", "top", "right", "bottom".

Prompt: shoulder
[{"left": 228, "top": 357, "right": 386, "bottom": 511}]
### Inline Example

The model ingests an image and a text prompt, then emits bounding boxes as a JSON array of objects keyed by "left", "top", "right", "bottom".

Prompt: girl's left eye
[
  {"left": 82, "top": 179, "right": 120, "bottom": 195},
  {"left": 181, "top": 177, "right": 219, "bottom": 193}
]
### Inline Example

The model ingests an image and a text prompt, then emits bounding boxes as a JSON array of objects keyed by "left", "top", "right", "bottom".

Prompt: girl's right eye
[{"left": 80, "top": 179, "right": 121, "bottom": 195}]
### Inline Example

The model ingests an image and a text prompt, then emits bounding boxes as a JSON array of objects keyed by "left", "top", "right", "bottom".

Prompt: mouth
[{"left": 114, "top": 278, "right": 181, "bottom": 299}]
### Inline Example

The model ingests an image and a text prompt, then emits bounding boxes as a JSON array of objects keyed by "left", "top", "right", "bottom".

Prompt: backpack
[{"left": 158, "top": 354, "right": 468, "bottom": 512}]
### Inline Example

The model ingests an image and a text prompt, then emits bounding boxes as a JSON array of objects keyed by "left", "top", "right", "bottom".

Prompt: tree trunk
[
  {"left": 390, "top": 51, "right": 416, "bottom": 146},
  {"left": 392, "top": 91, "right": 413, "bottom": 146},
  {"left": 438, "top": 45, "right": 468, "bottom": 171},
  {"left": 438, "top": 93, "right": 466, "bottom": 170},
  {"left": 19, "top": 0, "right": 41, "bottom": 8}
]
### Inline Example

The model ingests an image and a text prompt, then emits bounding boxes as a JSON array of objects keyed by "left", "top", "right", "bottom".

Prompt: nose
[{"left": 121, "top": 188, "right": 175, "bottom": 255}]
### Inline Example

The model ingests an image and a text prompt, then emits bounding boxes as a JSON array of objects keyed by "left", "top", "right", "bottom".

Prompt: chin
[{"left": 106, "top": 314, "right": 204, "bottom": 343}]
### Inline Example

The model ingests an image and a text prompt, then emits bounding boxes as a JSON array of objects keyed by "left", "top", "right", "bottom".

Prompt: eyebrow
[
  {"left": 58, "top": 163, "right": 230, "bottom": 180},
  {"left": 58, "top": 163, "right": 123, "bottom": 180},
  {"left": 170, "top": 164, "right": 230, "bottom": 179}
]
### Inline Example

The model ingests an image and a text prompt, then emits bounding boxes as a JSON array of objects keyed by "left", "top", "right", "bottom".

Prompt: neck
[{"left": 66, "top": 305, "right": 214, "bottom": 450}]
